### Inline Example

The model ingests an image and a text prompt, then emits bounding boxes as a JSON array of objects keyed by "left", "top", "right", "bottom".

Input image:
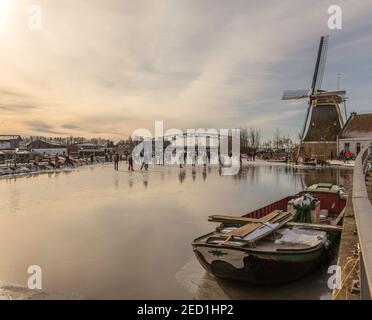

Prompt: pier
[{"left": 334, "top": 144, "right": 372, "bottom": 299}]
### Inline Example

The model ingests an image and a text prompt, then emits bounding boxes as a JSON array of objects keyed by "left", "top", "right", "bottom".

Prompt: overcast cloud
[{"left": 0, "top": 0, "right": 371, "bottom": 140}]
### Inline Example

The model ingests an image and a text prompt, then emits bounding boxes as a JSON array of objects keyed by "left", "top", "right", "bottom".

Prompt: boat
[{"left": 192, "top": 183, "right": 347, "bottom": 284}]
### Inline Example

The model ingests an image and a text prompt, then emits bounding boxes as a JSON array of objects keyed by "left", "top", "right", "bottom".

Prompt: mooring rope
[{"left": 333, "top": 243, "right": 360, "bottom": 300}]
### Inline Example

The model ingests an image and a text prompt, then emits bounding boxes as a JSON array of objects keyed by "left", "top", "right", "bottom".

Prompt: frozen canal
[{"left": 0, "top": 163, "right": 353, "bottom": 299}]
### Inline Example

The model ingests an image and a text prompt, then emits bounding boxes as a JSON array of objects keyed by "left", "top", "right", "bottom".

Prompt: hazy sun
[
  {"left": 0, "top": 0, "right": 10, "bottom": 15},
  {"left": 0, "top": 0, "right": 11, "bottom": 28},
  {"left": 0, "top": 0, "right": 10, "bottom": 11}
]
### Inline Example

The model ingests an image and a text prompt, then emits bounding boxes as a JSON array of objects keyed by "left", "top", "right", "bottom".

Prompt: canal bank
[
  {"left": 333, "top": 190, "right": 360, "bottom": 300},
  {"left": 333, "top": 146, "right": 372, "bottom": 300}
]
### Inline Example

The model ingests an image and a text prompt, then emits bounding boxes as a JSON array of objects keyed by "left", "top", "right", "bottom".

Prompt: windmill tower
[{"left": 282, "top": 36, "right": 346, "bottom": 162}]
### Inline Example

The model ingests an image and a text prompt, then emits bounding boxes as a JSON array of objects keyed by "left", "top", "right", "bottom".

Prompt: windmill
[{"left": 282, "top": 36, "right": 346, "bottom": 161}]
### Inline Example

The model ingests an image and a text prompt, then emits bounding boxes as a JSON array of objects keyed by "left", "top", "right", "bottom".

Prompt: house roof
[
  {"left": 0, "top": 135, "right": 22, "bottom": 141},
  {"left": 27, "top": 139, "right": 66, "bottom": 148},
  {"left": 73, "top": 143, "right": 99, "bottom": 147},
  {"left": 339, "top": 113, "right": 372, "bottom": 139}
]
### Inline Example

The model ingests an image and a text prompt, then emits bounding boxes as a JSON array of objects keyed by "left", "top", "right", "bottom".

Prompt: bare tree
[
  {"left": 274, "top": 128, "right": 280, "bottom": 150},
  {"left": 240, "top": 127, "right": 249, "bottom": 153},
  {"left": 249, "top": 127, "right": 261, "bottom": 149}
]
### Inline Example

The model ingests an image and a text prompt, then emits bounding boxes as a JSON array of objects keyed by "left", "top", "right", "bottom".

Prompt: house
[
  {"left": 67, "top": 142, "right": 105, "bottom": 157},
  {"left": 27, "top": 139, "right": 68, "bottom": 156},
  {"left": 0, "top": 135, "right": 22, "bottom": 150},
  {"left": 337, "top": 112, "right": 372, "bottom": 156}
]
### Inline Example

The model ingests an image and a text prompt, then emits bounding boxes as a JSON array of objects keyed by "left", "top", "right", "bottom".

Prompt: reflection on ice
[{"left": 0, "top": 163, "right": 352, "bottom": 299}]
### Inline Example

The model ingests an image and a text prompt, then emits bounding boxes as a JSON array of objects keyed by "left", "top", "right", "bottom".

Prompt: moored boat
[{"left": 192, "top": 183, "right": 347, "bottom": 284}]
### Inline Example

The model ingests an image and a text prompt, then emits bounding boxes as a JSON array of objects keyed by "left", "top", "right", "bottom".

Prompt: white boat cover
[{"left": 275, "top": 228, "right": 326, "bottom": 247}]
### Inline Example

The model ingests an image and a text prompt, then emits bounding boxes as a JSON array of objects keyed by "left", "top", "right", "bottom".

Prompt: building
[
  {"left": 337, "top": 112, "right": 372, "bottom": 156},
  {"left": 27, "top": 139, "right": 67, "bottom": 156},
  {"left": 302, "top": 100, "right": 344, "bottom": 161},
  {"left": 0, "top": 135, "right": 22, "bottom": 150},
  {"left": 282, "top": 36, "right": 346, "bottom": 162},
  {"left": 67, "top": 142, "right": 105, "bottom": 157}
]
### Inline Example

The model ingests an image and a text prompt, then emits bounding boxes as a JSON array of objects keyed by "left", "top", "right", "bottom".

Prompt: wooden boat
[{"left": 192, "top": 183, "right": 347, "bottom": 284}]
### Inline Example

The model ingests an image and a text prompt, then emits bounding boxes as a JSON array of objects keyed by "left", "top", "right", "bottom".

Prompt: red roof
[{"left": 339, "top": 113, "right": 372, "bottom": 139}]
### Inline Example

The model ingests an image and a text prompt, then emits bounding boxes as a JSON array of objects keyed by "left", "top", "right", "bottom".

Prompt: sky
[{"left": 0, "top": 0, "right": 372, "bottom": 141}]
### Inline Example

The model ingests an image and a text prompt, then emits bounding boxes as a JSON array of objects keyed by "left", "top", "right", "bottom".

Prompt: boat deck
[{"left": 195, "top": 228, "right": 325, "bottom": 253}]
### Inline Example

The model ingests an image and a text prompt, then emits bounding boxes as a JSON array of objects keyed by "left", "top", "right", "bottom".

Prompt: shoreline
[
  {"left": 0, "top": 161, "right": 102, "bottom": 180},
  {"left": 0, "top": 160, "right": 355, "bottom": 181},
  {"left": 0, "top": 281, "right": 82, "bottom": 300}
]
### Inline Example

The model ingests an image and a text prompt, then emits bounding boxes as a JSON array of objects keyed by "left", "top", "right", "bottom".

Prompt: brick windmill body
[{"left": 282, "top": 36, "right": 346, "bottom": 162}]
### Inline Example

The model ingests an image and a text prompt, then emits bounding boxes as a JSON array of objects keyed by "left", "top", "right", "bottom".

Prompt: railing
[{"left": 352, "top": 144, "right": 372, "bottom": 299}]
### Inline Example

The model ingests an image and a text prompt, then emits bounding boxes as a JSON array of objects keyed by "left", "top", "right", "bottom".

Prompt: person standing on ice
[
  {"left": 55, "top": 154, "right": 60, "bottom": 169},
  {"left": 143, "top": 152, "right": 149, "bottom": 171},
  {"left": 139, "top": 150, "right": 144, "bottom": 170},
  {"left": 114, "top": 152, "right": 119, "bottom": 171},
  {"left": 65, "top": 154, "right": 74, "bottom": 167},
  {"left": 128, "top": 154, "right": 134, "bottom": 171}
]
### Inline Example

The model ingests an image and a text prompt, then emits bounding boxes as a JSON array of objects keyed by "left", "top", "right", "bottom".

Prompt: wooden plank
[
  {"left": 332, "top": 207, "right": 346, "bottom": 226},
  {"left": 208, "top": 215, "right": 260, "bottom": 223},
  {"left": 245, "top": 215, "right": 294, "bottom": 242},
  {"left": 209, "top": 210, "right": 284, "bottom": 224},
  {"left": 286, "top": 222, "right": 343, "bottom": 233},
  {"left": 226, "top": 212, "right": 293, "bottom": 239},
  {"left": 271, "top": 211, "right": 293, "bottom": 223},
  {"left": 260, "top": 210, "right": 282, "bottom": 223},
  {"left": 226, "top": 222, "right": 262, "bottom": 238},
  {"left": 242, "top": 222, "right": 280, "bottom": 241}
]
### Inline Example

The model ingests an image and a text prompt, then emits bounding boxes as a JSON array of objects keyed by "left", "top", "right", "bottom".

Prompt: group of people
[
  {"left": 112, "top": 150, "right": 216, "bottom": 172},
  {"left": 339, "top": 149, "right": 352, "bottom": 162},
  {"left": 48, "top": 153, "right": 75, "bottom": 169},
  {"left": 113, "top": 152, "right": 134, "bottom": 171}
]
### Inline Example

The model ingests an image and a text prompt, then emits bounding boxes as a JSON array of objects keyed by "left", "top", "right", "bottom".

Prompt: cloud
[
  {"left": 0, "top": 103, "right": 37, "bottom": 111},
  {"left": 0, "top": 0, "right": 371, "bottom": 140},
  {"left": 61, "top": 123, "right": 80, "bottom": 130},
  {"left": 0, "top": 87, "right": 39, "bottom": 113},
  {"left": 24, "top": 120, "right": 63, "bottom": 135}
]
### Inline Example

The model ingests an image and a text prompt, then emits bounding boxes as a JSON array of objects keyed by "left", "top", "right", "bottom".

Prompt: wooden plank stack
[{"left": 209, "top": 210, "right": 293, "bottom": 242}]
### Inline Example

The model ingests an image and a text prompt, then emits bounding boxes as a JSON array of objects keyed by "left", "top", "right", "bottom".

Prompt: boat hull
[{"left": 192, "top": 243, "right": 327, "bottom": 284}]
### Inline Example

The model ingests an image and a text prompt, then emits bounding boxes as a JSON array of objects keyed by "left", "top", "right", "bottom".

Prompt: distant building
[
  {"left": 337, "top": 112, "right": 372, "bottom": 156},
  {"left": 27, "top": 139, "right": 67, "bottom": 156},
  {"left": 0, "top": 135, "right": 22, "bottom": 150},
  {"left": 67, "top": 142, "right": 105, "bottom": 157}
]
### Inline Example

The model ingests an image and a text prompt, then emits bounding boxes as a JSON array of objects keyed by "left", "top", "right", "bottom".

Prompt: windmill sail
[
  {"left": 311, "top": 35, "right": 329, "bottom": 92},
  {"left": 282, "top": 89, "right": 310, "bottom": 100},
  {"left": 281, "top": 36, "right": 329, "bottom": 100}
]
